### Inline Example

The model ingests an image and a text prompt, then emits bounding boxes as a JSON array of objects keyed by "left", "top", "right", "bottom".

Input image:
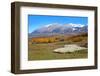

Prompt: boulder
[{"left": 53, "top": 44, "right": 87, "bottom": 53}]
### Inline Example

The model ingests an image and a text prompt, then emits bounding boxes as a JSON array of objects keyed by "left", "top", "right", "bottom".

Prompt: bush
[{"left": 31, "top": 37, "right": 57, "bottom": 43}]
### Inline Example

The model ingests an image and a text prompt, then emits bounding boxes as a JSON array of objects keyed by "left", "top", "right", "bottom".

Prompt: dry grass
[{"left": 28, "top": 33, "right": 88, "bottom": 60}]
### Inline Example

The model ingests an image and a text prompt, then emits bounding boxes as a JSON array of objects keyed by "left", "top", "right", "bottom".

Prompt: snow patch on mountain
[
  {"left": 69, "top": 23, "right": 85, "bottom": 27},
  {"left": 44, "top": 23, "right": 62, "bottom": 27}
]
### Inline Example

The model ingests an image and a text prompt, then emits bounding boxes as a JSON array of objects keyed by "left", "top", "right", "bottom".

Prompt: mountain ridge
[{"left": 29, "top": 23, "right": 88, "bottom": 38}]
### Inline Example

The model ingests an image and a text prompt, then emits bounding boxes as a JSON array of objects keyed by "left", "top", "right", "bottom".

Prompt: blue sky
[{"left": 28, "top": 15, "right": 88, "bottom": 33}]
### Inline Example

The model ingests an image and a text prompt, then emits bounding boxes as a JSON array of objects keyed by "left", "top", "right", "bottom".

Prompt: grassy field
[{"left": 28, "top": 33, "right": 88, "bottom": 60}]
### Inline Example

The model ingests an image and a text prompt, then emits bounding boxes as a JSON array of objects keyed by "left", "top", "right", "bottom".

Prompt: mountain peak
[{"left": 44, "top": 23, "right": 62, "bottom": 27}]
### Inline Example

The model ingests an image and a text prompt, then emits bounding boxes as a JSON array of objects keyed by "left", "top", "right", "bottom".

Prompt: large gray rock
[{"left": 53, "top": 44, "right": 87, "bottom": 53}]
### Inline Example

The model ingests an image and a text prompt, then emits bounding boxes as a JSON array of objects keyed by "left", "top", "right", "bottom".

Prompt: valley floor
[
  {"left": 28, "top": 40, "right": 87, "bottom": 60},
  {"left": 28, "top": 33, "right": 88, "bottom": 60}
]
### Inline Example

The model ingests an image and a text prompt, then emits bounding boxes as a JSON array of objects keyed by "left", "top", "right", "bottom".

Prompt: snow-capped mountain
[{"left": 29, "top": 23, "right": 88, "bottom": 37}]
